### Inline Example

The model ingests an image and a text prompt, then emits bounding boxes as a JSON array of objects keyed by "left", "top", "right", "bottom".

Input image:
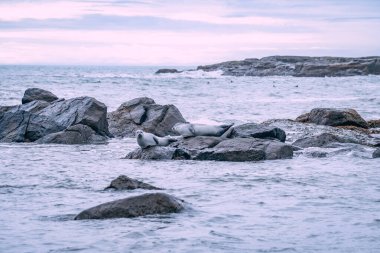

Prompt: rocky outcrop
[
  {"left": 0, "top": 89, "right": 110, "bottom": 144},
  {"left": 155, "top": 69, "right": 181, "bottom": 74},
  {"left": 126, "top": 137, "right": 293, "bottom": 162},
  {"left": 35, "top": 124, "right": 107, "bottom": 144},
  {"left": 22, "top": 88, "right": 58, "bottom": 104},
  {"left": 373, "top": 148, "right": 380, "bottom": 158},
  {"left": 74, "top": 193, "right": 184, "bottom": 220},
  {"left": 262, "top": 119, "right": 380, "bottom": 147},
  {"left": 107, "top": 97, "right": 186, "bottom": 138},
  {"left": 295, "top": 108, "right": 368, "bottom": 129},
  {"left": 368, "top": 119, "right": 380, "bottom": 128},
  {"left": 230, "top": 123, "right": 286, "bottom": 142},
  {"left": 196, "top": 56, "right": 380, "bottom": 77},
  {"left": 105, "top": 175, "right": 162, "bottom": 190},
  {"left": 292, "top": 133, "right": 349, "bottom": 148}
]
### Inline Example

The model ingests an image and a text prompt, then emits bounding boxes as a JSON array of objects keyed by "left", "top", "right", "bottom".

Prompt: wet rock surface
[
  {"left": 373, "top": 148, "right": 380, "bottom": 158},
  {"left": 22, "top": 88, "right": 59, "bottom": 104},
  {"left": 105, "top": 175, "right": 162, "bottom": 190},
  {"left": 74, "top": 193, "right": 184, "bottom": 220},
  {"left": 0, "top": 88, "right": 110, "bottom": 144},
  {"left": 196, "top": 56, "right": 380, "bottom": 77},
  {"left": 296, "top": 108, "right": 368, "bottom": 128},
  {"left": 230, "top": 123, "right": 286, "bottom": 142},
  {"left": 107, "top": 97, "right": 186, "bottom": 138}
]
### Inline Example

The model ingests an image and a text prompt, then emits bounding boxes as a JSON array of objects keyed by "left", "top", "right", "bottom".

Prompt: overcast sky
[{"left": 0, "top": 0, "right": 379, "bottom": 65}]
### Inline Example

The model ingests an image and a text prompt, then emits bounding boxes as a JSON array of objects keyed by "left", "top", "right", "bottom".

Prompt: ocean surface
[{"left": 0, "top": 65, "right": 379, "bottom": 253}]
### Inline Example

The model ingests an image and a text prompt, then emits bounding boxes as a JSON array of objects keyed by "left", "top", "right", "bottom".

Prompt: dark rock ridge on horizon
[{"left": 196, "top": 56, "right": 380, "bottom": 77}]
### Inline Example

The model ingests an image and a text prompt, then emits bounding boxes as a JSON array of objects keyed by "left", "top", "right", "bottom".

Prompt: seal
[
  {"left": 136, "top": 130, "right": 177, "bottom": 149},
  {"left": 172, "top": 123, "right": 234, "bottom": 137}
]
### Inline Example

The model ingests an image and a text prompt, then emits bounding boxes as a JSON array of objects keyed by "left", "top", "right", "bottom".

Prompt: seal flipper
[
  {"left": 152, "top": 136, "right": 160, "bottom": 145},
  {"left": 219, "top": 123, "right": 234, "bottom": 136}
]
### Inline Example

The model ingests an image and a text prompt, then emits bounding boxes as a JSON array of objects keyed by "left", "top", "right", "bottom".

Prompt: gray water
[{"left": 0, "top": 65, "right": 379, "bottom": 253}]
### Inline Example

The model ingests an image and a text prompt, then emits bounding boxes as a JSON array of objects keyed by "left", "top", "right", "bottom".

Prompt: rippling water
[{"left": 0, "top": 65, "right": 379, "bottom": 252}]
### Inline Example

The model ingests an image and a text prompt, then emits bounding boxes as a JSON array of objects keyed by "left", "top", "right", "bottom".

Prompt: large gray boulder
[
  {"left": 26, "top": 96, "right": 111, "bottom": 141},
  {"left": 35, "top": 124, "right": 107, "bottom": 144},
  {"left": 230, "top": 123, "right": 286, "bottom": 142},
  {"left": 105, "top": 175, "right": 162, "bottom": 190},
  {"left": 0, "top": 90, "right": 110, "bottom": 144},
  {"left": 22, "top": 88, "right": 58, "bottom": 104},
  {"left": 296, "top": 108, "right": 369, "bottom": 129},
  {"left": 107, "top": 97, "right": 186, "bottom": 138},
  {"left": 74, "top": 193, "right": 184, "bottom": 220},
  {"left": 194, "top": 138, "right": 293, "bottom": 161}
]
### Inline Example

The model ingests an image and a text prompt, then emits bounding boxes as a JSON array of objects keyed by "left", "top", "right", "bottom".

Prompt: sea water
[{"left": 0, "top": 65, "right": 379, "bottom": 252}]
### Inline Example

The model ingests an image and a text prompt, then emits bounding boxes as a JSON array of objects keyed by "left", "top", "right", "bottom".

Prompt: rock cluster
[
  {"left": 196, "top": 56, "right": 380, "bottom": 77},
  {"left": 0, "top": 88, "right": 110, "bottom": 144}
]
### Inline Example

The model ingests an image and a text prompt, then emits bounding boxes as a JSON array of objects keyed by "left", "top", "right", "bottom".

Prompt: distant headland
[{"left": 156, "top": 56, "right": 380, "bottom": 77}]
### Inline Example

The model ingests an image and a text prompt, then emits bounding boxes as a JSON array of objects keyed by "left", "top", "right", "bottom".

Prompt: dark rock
[
  {"left": 231, "top": 123, "right": 286, "bottom": 142},
  {"left": 0, "top": 110, "right": 31, "bottom": 142},
  {"left": 26, "top": 96, "right": 110, "bottom": 141},
  {"left": 22, "top": 88, "right": 58, "bottom": 104},
  {"left": 292, "top": 133, "right": 348, "bottom": 148},
  {"left": 262, "top": 119, "right": 380, "bottom": 147},
  {"left": 155, "top": 69, "right": 181, "bottom": 74},
  {"left": 368, "top": 119, "right": 380, "bottom": 128},
  {"left": 108, "top": 97, "right": 186, "bottom": 138},
  {"left": 373, "top": 148, "right": 380, "bottom": 158},
  {"left": 125, "top": 146, "right": 191, "bottom": 160},
  {"left": 105, "top": 175, "right": 162, "bottom": 190},
  {"left": 35, "top": 124, "right": 107, "bottom": 144},
  {"left": 196, "top": 56, "right": 380, "bottom": 77},
  {"left": 194, "top": 138, "right": 293, "bottom": 162},
  {"left": 295, "top": 108, "right": 368, "bottom": 129},
  {"left": 74, "top": 193, "right": 184, "bottom": 220}
]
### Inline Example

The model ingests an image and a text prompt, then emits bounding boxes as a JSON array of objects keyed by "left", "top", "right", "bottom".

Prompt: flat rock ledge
[
  {"left": 125, "top": 137, "right": 293, "bottom": 162},
  {"left": 105, "top": 175, "right": 162, "bottom": 190},
  {"left": 74, "top": 193, "right": 184, "bottom": 220},
  {"left": 196, "top": 56, "right": 380, "bottom": 77}
]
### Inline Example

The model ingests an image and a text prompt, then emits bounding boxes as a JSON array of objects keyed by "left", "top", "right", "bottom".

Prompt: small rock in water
[
  {"left": 105, "top": 175, "right": 162, "bottom": 190},
  {"left": 74, "top": 193, "right": 184, "bottom": 220},
  {"left": 155, "top": 68, "right": 180, "bottom": 74},
  {"left": 373, "top": 148, "right": 380, "bottom": 158}
]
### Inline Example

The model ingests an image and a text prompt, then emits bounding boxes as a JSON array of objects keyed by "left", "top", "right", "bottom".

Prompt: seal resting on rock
[
  {"left": 172, "top": 122, "right": 234, "bottom": 137},
  {"left": 136, "top": 130, "right": 177, "bottom": 149}
]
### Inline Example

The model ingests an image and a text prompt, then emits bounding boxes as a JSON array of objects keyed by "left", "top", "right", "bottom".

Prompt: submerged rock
[
  {"left": 230, "top": 123, "right": 286, "bottom": 142},
  {"left": 155, "top": 69, "right": 181, "bottom": 74},
  {"left": 197, "top": 56, "right": 380, "bottom": 77},
  {"left": 368, "top": 119, "right": 380, "bottom": 128},
  {"left": 74, "top": 193, "right": 185, "bottom": 220},
  {"left": 373, "top": 148, "right": 380, "bottom": 158},
  {"left": 292, "top": 133, "right": 348, "bottom": 148},
  {"left": 295, "top": 108, "right": 368, "bottom": 129},
  {"left": 22, "top": 88, "right": 59, "bottom": 104},
  {"left": 107, "top": 97, "right": 186, "bottom": 138},
  {"left": 105, "top": 175, "right": 162, "bottom": 190}
]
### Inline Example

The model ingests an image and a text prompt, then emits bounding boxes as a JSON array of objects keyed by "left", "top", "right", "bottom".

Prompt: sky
[{"left": 0, "top": 0, "right": 379, "bottom": 65}]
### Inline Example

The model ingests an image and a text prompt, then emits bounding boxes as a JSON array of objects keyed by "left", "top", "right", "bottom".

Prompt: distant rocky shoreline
[{"left": 156, "top": 56, "right": 380, "bottom": 77}]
